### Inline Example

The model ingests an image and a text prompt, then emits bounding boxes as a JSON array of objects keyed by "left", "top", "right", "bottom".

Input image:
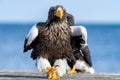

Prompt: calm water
[{"left": 0, "top": 23, "right": 120, "bottom": 73}]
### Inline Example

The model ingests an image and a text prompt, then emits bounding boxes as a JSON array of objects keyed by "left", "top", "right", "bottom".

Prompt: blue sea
[{"left": 0, "top": 23, "right": 120, "bottom": 73}]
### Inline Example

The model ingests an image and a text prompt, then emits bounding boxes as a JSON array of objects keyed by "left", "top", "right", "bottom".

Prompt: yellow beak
[{"left": 55, "top": 7, "right": 63, "bottom": 19}]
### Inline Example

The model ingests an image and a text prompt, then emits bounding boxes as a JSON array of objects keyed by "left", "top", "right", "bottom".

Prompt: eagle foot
[
  {"left": 67, "top": 67, "right": 76, "bottom": 74},
  {"left": 45, "top": 66, "right": 60, "bottom": 80}
]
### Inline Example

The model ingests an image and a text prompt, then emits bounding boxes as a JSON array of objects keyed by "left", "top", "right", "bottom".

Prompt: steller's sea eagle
[
  {"left": 23, "top": 5, "right": 76, "bottom": 77},
  {"left": 66, "top": 14, "right": 95, "bottom": 74}
]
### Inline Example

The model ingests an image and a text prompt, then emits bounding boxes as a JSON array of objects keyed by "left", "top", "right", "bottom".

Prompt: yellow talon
[
  {"left": 45, "top": 66, "right": 60, "bottom": 80},
  {"left": 67, "top": 67, "right": 76, "bottom": 74}
]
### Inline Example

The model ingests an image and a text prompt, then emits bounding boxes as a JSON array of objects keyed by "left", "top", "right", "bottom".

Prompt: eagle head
[{"left": 47, "top": 5, "right": 66, "bottom": 22}]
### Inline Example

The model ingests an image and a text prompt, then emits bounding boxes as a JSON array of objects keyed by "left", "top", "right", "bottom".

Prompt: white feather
[
  {"left": 74, "top": 60, "right": 95, "bottom": 74},
  {"left": 70, "top": 26, "right": 87, "bottom": 45},
  {"left": 88, "top": 67, "right": 95, "bottom": 74},
  {"left": 36, "top": 57, "right": 51, "bottom": 72},
  {"left": 54, "top": 59, "right": 67, "bottom": 77},
  {"left": 26, "top": 24, "right": 38, "bottom": 47}
]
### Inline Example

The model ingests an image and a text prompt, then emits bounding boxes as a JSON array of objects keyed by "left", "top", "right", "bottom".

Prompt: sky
[
  {"left": 0, "top": 0, "right": 120, "bottom": 23},
  {"left": 0, "top": 0, "right": 120, "bottom": 73}
]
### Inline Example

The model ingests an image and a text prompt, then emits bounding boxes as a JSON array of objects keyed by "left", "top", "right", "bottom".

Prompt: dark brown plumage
[
  {"left": 24, "top": 5, "right": 76, "bottom": 67},
  {"left": 32, "top": 22, "right": 74, "bottom": 65}
]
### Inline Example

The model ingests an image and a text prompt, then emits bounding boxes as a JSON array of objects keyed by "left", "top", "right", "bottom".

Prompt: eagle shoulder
[
  {"left": 23, "top": 24, "right": 39, "bottom": 52},
  {"left": 70, "top": 26, "right": 87, "bottom": 44}
]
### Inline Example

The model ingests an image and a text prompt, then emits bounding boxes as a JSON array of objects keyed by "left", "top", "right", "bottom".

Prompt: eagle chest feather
[
  {"left": 44, "top": 23, "right": 70, "bottom": 45},
  {"left": 35, "top": 22, "right": 72, "bottom": 60}
]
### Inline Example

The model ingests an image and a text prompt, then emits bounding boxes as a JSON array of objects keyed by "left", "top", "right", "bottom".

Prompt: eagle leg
[
  {"left": 67, "top": 67, "right": 76, "bottom": 74},
  {"left": 45, "top": 66, "right": 60, "bottom": 80}
]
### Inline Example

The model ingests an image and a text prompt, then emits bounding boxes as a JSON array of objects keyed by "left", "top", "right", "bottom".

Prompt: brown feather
[{"left": 31, "top": 21, "right": 75, "bottom": 66}]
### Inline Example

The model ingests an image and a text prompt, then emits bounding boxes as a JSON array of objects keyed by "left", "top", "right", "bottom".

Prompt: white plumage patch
[
  {"left": 53, "top": 59, "right": 67, "bottom": 77},
  {"left": 88, "top": 67, "right": 95, "bottom": 74},
  {"left": 36, "top": 57, "right": 51, "bottom": 72},
  {"left": 26, "top": 24, "right": 38, "bottom": 47},
  {"left": 70, "top": 26, "right": 87, "bottom": 45},
  {"left": 74, "top": 60, "right": 95, "bottom": 74}
]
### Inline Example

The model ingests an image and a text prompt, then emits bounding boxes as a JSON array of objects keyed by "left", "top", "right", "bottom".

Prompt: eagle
[
  {"left": 66, "top": 14, "right": 95, "bottom": 74},
  {"left": 23, "top": 5, "right": 76, "bottom": 77}
]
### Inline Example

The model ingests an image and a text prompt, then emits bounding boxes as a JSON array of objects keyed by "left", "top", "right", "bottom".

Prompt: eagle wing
[
  {"left": 70, "top": 26, "right": 92, "bottom": 67},
  {"left": 23, "top": 24, "right": 39, "bottom": 52},
  {"left": 70, "top": 26, "right": 87, "bottom": 43}
]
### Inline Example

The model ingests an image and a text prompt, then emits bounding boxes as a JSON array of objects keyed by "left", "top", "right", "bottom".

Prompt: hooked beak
[{"left": 54, "top": 7, "right": 63, "bottom": 19}]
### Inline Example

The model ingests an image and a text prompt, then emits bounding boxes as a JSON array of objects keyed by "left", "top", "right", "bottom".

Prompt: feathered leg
[
  {"left": 36, "top": 57, "right": 51, "bottom": 72},
  {"left": 73, "top": 46, "right": 95, "bottom": 74},
  {"left": 53, "top": 59, "right": 67, "bottom": 77}
]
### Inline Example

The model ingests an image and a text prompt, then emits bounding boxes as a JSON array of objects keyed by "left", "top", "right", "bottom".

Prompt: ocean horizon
[{"left": 0, "top": 22, "right": 120, "bottom": 73}]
